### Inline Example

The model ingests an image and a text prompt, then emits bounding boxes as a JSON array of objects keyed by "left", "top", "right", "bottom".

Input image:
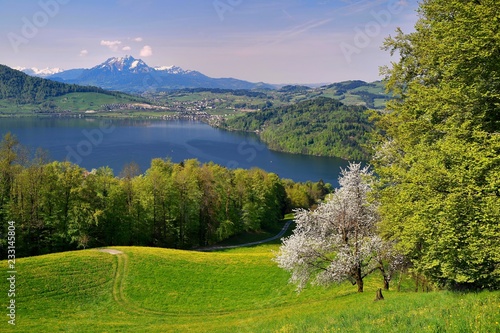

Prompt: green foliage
[
  {"left": 5, "top": 246, "right": 500, "bottom": 332},
  {"left": 282, "top": 179, "right": 330, "bottom": 210},
  {"left": 374, "top": 0, "right": 500, "bottom": 290},
  {"left": 0, "top": 65, "right": 147, "bottom": 114},
  {"left": 221, "top": 97, "right": 373, "bottom": 160},
  {"left": 0, "top": 65, "right": 116, "bottom": 104},
  {"left": 171, "top": 87, "right": 268, "bottom": 98},
  {"left": 0, "top": 134, "right": 331, "bottom": 257},
  {"left": 149, "top": 80, "right": 390, "bottom": 117}
]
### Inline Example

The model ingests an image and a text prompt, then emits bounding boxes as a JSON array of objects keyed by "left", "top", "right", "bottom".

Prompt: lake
[{"left": 0, "top": 117, "right": 350, "bottom": 186}]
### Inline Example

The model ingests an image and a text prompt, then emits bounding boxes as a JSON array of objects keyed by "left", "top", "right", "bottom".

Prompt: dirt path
[
  {"left": 196, "top": 219, "right": 293, "bottom": 252},
  {"left": 98, "top": 248, "right": 166, "bottom": 315},
  {"left": 96, "top": 220, "right": 293, "bottom": 315},
  {"left": 98, "top": 248, "right": 123, "bottom": 255}
]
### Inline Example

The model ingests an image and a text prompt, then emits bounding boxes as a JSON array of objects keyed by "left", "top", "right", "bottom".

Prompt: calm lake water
[{"left": 0, "top": 117, "right": 350, "bottom": 186}]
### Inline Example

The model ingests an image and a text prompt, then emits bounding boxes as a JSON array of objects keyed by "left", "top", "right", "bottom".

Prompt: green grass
[
  {"left": 2, "top": 244, "right": 499, "bottom": 332},
  {"left": 0, "top": 92, "right": 147, "bottom": 114},
  {"left": 48, "top": 92, "right": 142, "bottom": 112},
  {"left": 214, "top": 215, "right": 294, "bottom": 247},
  {"left": 0, "top": 101, "right": 36, "bottom": 114}
]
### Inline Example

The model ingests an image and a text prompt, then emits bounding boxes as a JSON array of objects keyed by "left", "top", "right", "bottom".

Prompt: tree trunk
[
  {"left": 379, "top": 265, "right": 390, "bottom": 290},
  {"left": 383, "top": 276, "right": 390, "bottom": 290},
  {"left": 356, "top": 278, "right": 364, "bottom": 292},
  {"left": 397, "top": 269, "right": 403, "bottom": 292},
  {"left": 355, "top": 265, "right": 364, "bottom": 292},
  {"left": 374, "top": 288, "right": 384, "bottom": 301}
]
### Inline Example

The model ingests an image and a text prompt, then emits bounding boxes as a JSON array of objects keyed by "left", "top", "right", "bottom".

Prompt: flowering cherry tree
[{"left": 275, "top": 162, "right": 386, "bottom": 292}]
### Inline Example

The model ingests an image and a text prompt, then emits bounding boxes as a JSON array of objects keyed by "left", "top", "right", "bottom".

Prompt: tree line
[
  {"left": 276, "top": 0, "right": 500, "bottom": 293},
  {"left": 0, "top": 133, "right": 330, "bottom": 258},
  {"left": 371, "top": 0, "right": 500, "bottom": 291},
  {"left": 0, "top": 65, "right": 123, "bottom": 105},
  {"left": 219, "top": 97, "right": 373, "bottom": 160}
]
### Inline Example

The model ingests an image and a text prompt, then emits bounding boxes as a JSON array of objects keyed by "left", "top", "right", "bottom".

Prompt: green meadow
[
  {"left": 0, "top": 92, "right": 146, "bottom": 115},
  {"left": 2, "top": 241, "right": 499, "bottom": 333}
]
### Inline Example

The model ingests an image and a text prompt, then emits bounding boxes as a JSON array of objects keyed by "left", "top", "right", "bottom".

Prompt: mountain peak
[
  {"left": 154, "top": 65, "right": 191, "bottom": 75},
  {"left": 95, "top": 55, "right": 153, "bottom": 73},
  {"left": 43, "top": 56, "right": 274, "bottom": 93}
]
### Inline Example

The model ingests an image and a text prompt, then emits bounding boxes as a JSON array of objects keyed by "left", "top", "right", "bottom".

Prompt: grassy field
[
  {"left": 2, "top": 239, "right": 499, "bottom": 332},
  {"left": 0, "top": 92, "right": 147, "bottom": 115},
  {"left": 47, "top": 92, "right": 143, "bottom": 112}
]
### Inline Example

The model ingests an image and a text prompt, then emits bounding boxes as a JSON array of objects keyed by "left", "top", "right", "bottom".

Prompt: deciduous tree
[
  {"left": 374, "top": 0, "right": 500, "bottom": 290},
  {"left": 275, "top": 163, "right": 390, "bottom": 292}
]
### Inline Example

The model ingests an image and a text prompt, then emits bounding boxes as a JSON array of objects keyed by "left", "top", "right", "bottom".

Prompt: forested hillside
[
  {"left": 0, "top": 134, "right": 329, "bottom": 258},
  {"left": 220, "top": 97, "right": 373, "bottom": 160},
  {"left": 373, "top": 0, "right": 500, "bottom": 290},
  {"left": 0, "top": 64, "right": 116, "bottom": 104}
]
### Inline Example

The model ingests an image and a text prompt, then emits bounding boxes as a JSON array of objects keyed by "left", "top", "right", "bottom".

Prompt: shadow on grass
[{"left": 195, "top": 214, "right": 296, "bottom": 252}]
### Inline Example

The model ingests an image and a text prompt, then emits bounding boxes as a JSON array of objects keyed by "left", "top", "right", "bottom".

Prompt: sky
[{"left": 0, "top": 0, "right": 420, "bottom": 84}]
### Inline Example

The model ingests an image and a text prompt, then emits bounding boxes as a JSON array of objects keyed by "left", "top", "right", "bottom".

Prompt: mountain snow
[
  {"left": 92, "top": 55, "right": 153, "bottom": 73},
  {"left": 14, "top": 67, "right": 64, "bottom": 77},
  {"left": 130, "top": 60, "right": 140, "bottom": 69},
  {"left": 36, "top": 55, "right": 271, "bottom": 92},
  {"left": 154, "top": 65, "right": 191, "bottom": 75},
  {"left": 154, "top": 65, "right": 174, "bottom": 71},
  {"left": 16, "top": 56, "right": 191, "bottom": 78}
]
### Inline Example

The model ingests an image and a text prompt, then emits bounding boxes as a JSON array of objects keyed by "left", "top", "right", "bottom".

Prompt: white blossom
[{"left": 274, "top": 162, "right": 400, "bottom": 292}]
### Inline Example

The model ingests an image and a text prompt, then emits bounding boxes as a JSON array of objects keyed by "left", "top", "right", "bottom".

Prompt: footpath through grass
[{"left": 2, "top": 243, "right": 500, "bottom": 332}]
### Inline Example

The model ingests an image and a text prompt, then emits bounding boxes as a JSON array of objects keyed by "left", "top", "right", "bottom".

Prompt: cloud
[
  {"left": 140, "top": 45, "right": 153, "bottom": 57},
  {"left": 132, "top": 37, "right": 143, "bottom": 42},
  {"left": 100, "top": 40, "right": 122, "bottom": 51},
  {"left": 79, "top": 49, "right": 88, "bottom": 57},
  {"left": 122, "top": 46, "right": 132, "bottom": 51}
]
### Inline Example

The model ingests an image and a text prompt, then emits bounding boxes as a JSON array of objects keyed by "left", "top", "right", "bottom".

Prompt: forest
[
  {"left": 276, "top": 0, "right": 500, "bottom": 292},
  {"left": 219, "top": 97, "right": 373, "bottom": 160},
  {"left": 0, "top": 133, "right": 329, "bottom": 258},
  {"left": 0, "top": 65, "right": 122, "bottom": 104},
  {"left": 370, "top": 0, "right": 500, "bottom": 290},
  {"left": 0, "top": 0, "right": 499, "bottom": 293}
]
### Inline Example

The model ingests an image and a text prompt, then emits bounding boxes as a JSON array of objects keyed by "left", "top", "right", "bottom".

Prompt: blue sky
[{"left": 0, "top": 0, "right": 420, "bottom": 84}]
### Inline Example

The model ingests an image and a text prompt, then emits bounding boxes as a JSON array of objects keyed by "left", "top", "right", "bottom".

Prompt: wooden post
[{"left": 374, "top": 288, "right": 384, "bottom": 301}]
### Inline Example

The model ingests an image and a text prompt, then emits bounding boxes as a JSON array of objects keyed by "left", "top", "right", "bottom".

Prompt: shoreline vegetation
[
  {"left": 0, "top": 104, "right": 372, "bottom": 161},
  {"left": 0, "top": 132, "right": 332, "bottom": 259},
  {"left": 0, "top": 65, "right": 385, "bottom": 160}
]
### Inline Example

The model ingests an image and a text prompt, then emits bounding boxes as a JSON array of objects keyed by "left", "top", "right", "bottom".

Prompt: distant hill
[
  {"left": 47, "top": 56, "right": 274, "bottom": 93},
  {"left": 319, "top": 80, "right": 391, "bottom": 109},
  {"left": 0, "top": 65, "right": 114, "bottom": 103},
  {"left": 48, "top": 68, "right": 86, "bottom": 81},
  {"left": 0, "top": 64, "right": 146, "bottom": 113},
  {"left": 260, "top": 80, "right": 390, "bottom": 110},
  {"left": 278, "top": 85, "right": 312, "bottom": 93},
  {"left": 219, "top": 97, "right": 373, "bottom": 160}
]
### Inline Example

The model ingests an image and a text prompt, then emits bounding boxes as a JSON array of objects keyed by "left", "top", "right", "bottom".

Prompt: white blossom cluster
[{"left": 274, "top": 162, "right": 394, "bottom": 292}]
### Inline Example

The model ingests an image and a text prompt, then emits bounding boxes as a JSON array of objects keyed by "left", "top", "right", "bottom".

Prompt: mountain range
[
  {"left": 0, "top": 64, "right": 147, "bottom": 114},
  {"left": 20, "top": 56, "right": 274, "bottom": 93},
  {"left": 13, "top": 67, "right": 64, "bottom": 78}
]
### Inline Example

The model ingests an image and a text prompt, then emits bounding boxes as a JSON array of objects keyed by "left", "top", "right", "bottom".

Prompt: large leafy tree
[
  {"left": 374, "top": 0, "right": 500, "bottom": 289},
  {"left": 275, "top": 163, "right": 389, "bottom": 292}
]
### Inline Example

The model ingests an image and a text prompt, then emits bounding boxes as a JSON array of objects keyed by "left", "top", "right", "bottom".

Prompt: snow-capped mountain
[
  {"left": 154, "top": 65, "right": 191, "bottom": 75},
  {"left": 94, "top": 56, "right": 153, "bottom": 74},
  {"left": 46, "top": 56, "right": 273, "bottom": 93},
  {"left": 14, "top": 67, "right": 64, "bottom": 78}
]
